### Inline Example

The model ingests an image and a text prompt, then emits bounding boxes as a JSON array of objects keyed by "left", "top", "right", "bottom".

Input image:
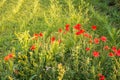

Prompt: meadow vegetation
[{"left": 0, "top": 0, "right": 120, "bottom": 80}]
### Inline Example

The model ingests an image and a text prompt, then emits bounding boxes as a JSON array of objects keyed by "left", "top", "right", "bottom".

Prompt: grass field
[{"left": 0, "top": 0, "right": 120, "bottom": 80}]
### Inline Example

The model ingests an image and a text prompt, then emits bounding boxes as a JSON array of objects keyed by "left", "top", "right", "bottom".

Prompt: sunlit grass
[{"left": 0, "top": 0, "right": 120, "bottom": 80}]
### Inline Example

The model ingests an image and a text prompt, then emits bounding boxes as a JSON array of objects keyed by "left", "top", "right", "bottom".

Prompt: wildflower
[
  {"left": 30, "top": 45, "right": 36, "bottom": 51},
  {"left": 101, "top": 36, "right": 107, "bottom": 42},
  {"left": 99, "top": 74, "right": 105, "bottom": 80},
  {"left": 116, "top": 49, "right": 120, "bottom": 56},
  {"left": 65, "top": 24, "right": 70, "bottom": 31},
  {"left": 103, "top": 46, "right": 109, "bottom": 50},
  {"left": 51, "top": 36, "right": 55, "bottom": 43},
  {"left": 83, "top": 33, "right": 92, "bottom": 38},
  {"left": 58, "top": 28, "right": 62, "bottom": 33},
  {"left": 76, "top": 31, "right": 80, "bottom": 35},
  {"left": 75, "top": 29, "right": 85, "bottom": 35},
  {"left": 92, "top": 25, "right": 97, "bottom": 30},
  {"left": 83, "top": 33, "right": 89, "bottom": 37},
  {"left": 74, "top": 24, "right": 81, "bottom": 30},
  {"left": 4, "top": 56, "right": 9, "bottom": 61},
  {"left": 94, "top": 38, "right": 100, "bottom": 44},
  {"left": 39, "top": 33, "right": 43, "bottom": 37},
  {"left": 8, "top": 53, "right": 14, "bottom": 58},
  {"left": 112, "top": 46, "right": 117, "bottom": 52},
  {"left": 33, "top": 33, "right": 39, "bottom": 39},
  {"left": 57, "top": 63, "right": 65, "bottom": 80},
  {"left": 109, "top": 52, "right": 114, "bottom": 57},
  {"left": 93, "top": 51, "right": 99, "bottom": 57},
  {"left": 86, "top": 47, "right": 90, "bottom": 51}
]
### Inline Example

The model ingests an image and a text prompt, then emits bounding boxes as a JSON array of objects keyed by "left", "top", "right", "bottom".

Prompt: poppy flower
[
  {"left": 112, "top": 46, "right": 117, "bottom": 52},
  {"left": 76, "top": 29, "right": 85, "bottom": 35},
  {"left": 51, "top": 36, "right": 55, "bottom": 43},
  {"left": 101, "top": 36, "right": 107, "bottom": 42},
  {"left": 34, "top": 33, "right": 39, "bottom": 39},
  {"left": 4, "top": 56, "right": 9, "bottom": 61},
  {"left": 116, "top": 49, "right": 120, "bottom": 56},
  {"left": 99, "top": 75, "right": 105, "bottom": 80},
  {"left": 74, "top": 24, "right": 81, "bottom": 30},
  {"left": 86, "top": 47, "right": 90, "bottom": 51},
  {"left": 109, "top": 52, "right": 114, "bottom": 57},
  {"left": 83, "top": 33, "right": 92, "bottom": 38},
  {"left": 58, "top": 28, "right": 62, "bottom": 33},
  {"left": 94, "top": 38, "right": 100, "bottom": 44},
  {"left": 103, "top": 46, "right": 109, "bottom": 50},
  {"left": 93, "top": 51, "right": 99, "bottom": 57},
  {"left": 30, "top": 45, "right": 36, "bottom": 51},
  {"left": 39, "top": 33, "right": 43, "bottom": 37},
  {"left": 76, "top": 31, "right": 81, "bottom": 35},
  {"left": 92, "top": 25, "right": 97, "bottom": 30},
  {"left": 8, "top": 53, "right": 14, "bottom": 58},
  {"left": 65, "top": 24, "right": 70, "bottom": 31}
]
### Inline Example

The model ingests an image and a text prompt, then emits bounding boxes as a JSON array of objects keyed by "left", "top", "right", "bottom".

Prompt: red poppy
[
  {"left": 65, "top": 24, "right": 70, "bottom": 31},
  {"left": 99, "top": 75, "right": 105, "bottom": 80},
  {"left": 86, "top": 47, "right": 90, "bottom": 51},
  {"left": 101, "top": 36, "right": 107, "bottom": 42},
  {"left": 34, "top": 33, "right": 39, "bottom": 39},
  {"left": 98, "top": 74, "right": 105, "bottom": 80},
  {"left": 58, "top": 28, "right": 62, "bottom": 33},
  {"left": 83, "top": 33, "right": 92, "bottom": 38},
  {"left": 76, "top": 31, "right": 80, "bottom": 35},
  {"left": 30, "top": 45, "right": 36, "bottom": 51},
  {"left": 51, "top": 36, "right": 55, "bottom": 43},
  {"left": 108, "top": 52, "right": 114, "bottom": 57},
  {"left": 94, "top": 38, "right": 100, "bottom": 44},
  {"left": 103, "top": 46, "right": 109, "bottom": 50},
  {"left": 112, "top": 46, "right": 117, "bottom": 52},
  {"left": 92, "top": 25, "right": 97, "bottom": 30},
  {"left": 76, "top": 29, "right": 85, "bottom": 35},
  {"left": 8, "top": 53, "right": 14, "bottom": 58},
  {"left": 116, "top": 49, "right": 120, "bottom": 56},
  {"left": 93, "top": 51, "right": 99, "bottom": 57},
  {"left": 83, "top": 33, "right": 89, "bottom": 37},
  {"left": 74, "top": 24, "right": 81, "bottom": 30},
  {"left": 39, "top": 33, "right": 43, "bottom": 37},
  {"left": 4, "top": 56, "right": 9, "bottom": 61}
]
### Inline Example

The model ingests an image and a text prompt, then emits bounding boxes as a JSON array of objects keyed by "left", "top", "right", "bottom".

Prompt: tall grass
[{"left": 0, "top": 0, "right": 120, "bottom": 80}]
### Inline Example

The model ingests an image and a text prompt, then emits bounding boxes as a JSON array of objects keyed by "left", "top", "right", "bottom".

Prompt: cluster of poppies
[
  {"left": 30, "top": 24, "right": 120, "bottom": 58},
  {"left": 3, "top": 24, "right": 120, "bottom": 80},
  {"left": 92, "top": 46, "right": 120, "bottom": 57}
]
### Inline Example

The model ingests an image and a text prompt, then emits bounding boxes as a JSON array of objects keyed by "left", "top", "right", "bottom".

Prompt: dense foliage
[{"left": 0, "top": 0, "right": 120, "bottom": 80}]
